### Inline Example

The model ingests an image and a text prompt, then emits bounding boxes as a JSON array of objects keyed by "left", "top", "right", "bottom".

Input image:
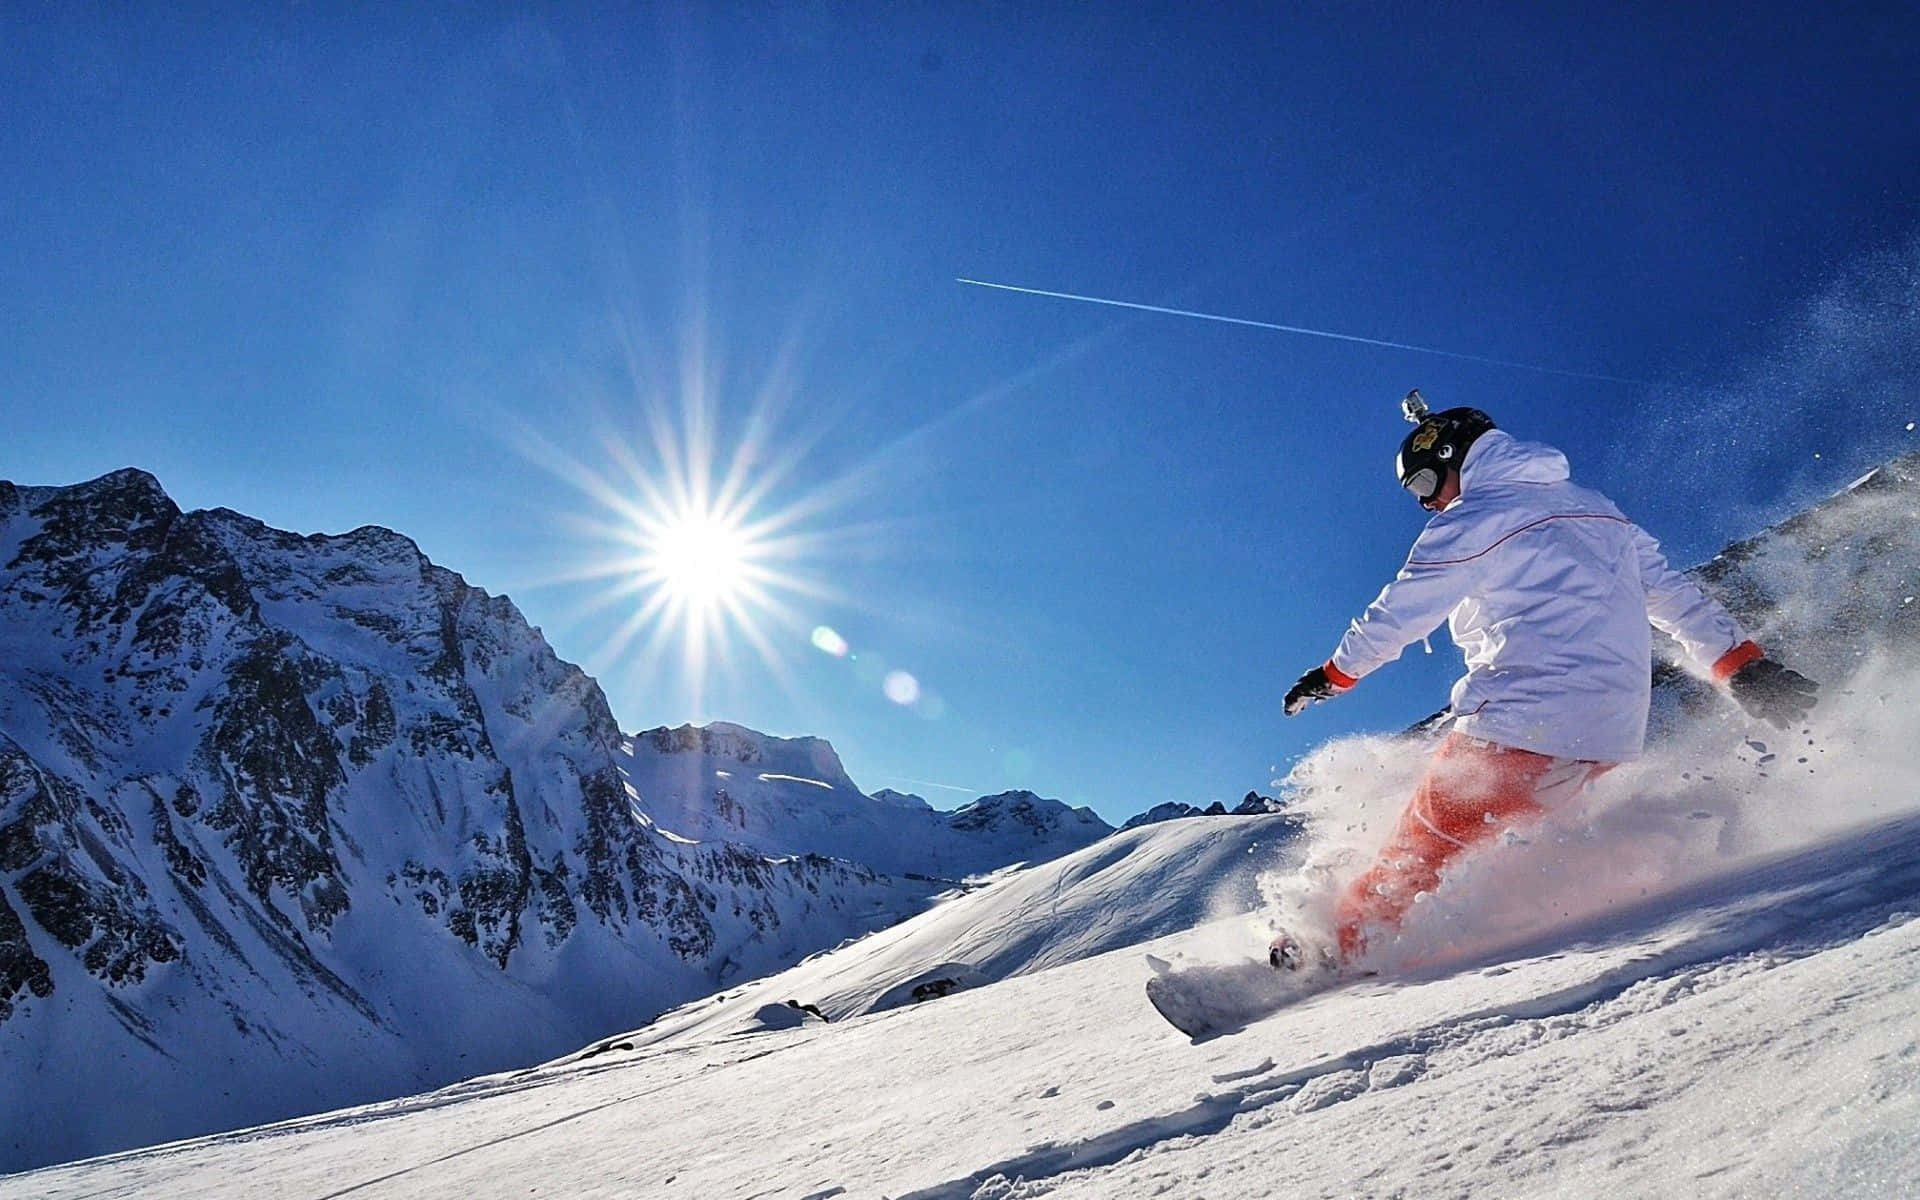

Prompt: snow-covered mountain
[
  {"left": 6, "top": 450, "right": 1912, "bottom": 1199},
  {"left": 0, "top": 470, "right": 1081, "bottom": 1174},
  {"left": 4, "top": 451, "right": 1917, "bottom": 1190},
  {"left": 620, "top": 722, "right": 1112, "bottom": 878}
]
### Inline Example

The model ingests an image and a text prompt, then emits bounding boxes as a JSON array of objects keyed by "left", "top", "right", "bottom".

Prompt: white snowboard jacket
[{"left": 1325, "top": 430, "right": 1759, "bottom": 763}]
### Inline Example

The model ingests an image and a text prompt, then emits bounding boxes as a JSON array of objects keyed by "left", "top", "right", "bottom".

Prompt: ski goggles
[{"left": 1401, "top": 466, "right": 1442, "bottom": 503}]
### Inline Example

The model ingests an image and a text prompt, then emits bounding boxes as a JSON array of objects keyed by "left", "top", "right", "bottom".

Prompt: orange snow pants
[{"left": 1335, "top": 732, "right": 1609, "bottom": 960}]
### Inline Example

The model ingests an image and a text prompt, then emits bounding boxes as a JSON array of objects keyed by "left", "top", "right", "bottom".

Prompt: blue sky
[{"left": 5, "top": 5, "right": 1918, "bottom": 822}]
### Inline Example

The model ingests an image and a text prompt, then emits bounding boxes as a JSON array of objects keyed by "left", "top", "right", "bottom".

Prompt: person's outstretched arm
[
  {"left": 1633, "top": 525, "right": 1818, "bottom": 728},
  {"left": 1284, "top": 532, "right": 1473, "bottom": 715},
  {"left": 1632, "top": 525, "right": 1754, "bottom": 676}
]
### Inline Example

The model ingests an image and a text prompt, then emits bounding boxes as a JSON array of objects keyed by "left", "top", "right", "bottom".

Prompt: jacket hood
[{"left": 1458, "top": 429, "right": 1570, "bottom": 492}]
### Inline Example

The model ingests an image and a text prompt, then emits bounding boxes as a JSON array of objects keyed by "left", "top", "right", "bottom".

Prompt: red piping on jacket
[{"left": 1407, "top": 513, "right": 1632, "bottom": 568}]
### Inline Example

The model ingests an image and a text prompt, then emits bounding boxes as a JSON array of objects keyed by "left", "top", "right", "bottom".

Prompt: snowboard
[{"left": 1144, "top": 952, "right": 1360, "bottom": 1040}]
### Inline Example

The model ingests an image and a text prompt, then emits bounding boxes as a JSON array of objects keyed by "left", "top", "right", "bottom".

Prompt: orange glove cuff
[{"left": 1711, "top": 640, "right": 1766, "bottom": 684}]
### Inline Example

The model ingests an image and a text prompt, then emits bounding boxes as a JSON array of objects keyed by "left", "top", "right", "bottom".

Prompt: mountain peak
[
  {"left": 76, "top": 466, "right": 169, "bottom": 499},
  {"left": 946, "top": 790, "right": 1110, "bottom": 838},
  {"left": 12, "top": 466, "right": 181, "bottom": 535},
  {"left": 634, "top": 721, "right": 853, "bottom": 788}
]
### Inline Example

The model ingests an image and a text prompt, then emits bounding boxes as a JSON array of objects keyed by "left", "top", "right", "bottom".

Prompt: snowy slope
[
  {"left": 7, "top": 778, "right": 1915, "bottom": 1198},
  {"left": 4, "top": 455, "right": 1916, "bottom": 1191},
  {"left": 615, "top": 811, "right": 1304, "bottom": 1046},
  {"left": 12, "top": 562, "right": 1919, "bottom": 1196},
  {"left": 0, "top": 471, "right": 943, "bottom": 1173},
  {"left": 620, "top": 722, "right": 1113, "bottom": 879}
]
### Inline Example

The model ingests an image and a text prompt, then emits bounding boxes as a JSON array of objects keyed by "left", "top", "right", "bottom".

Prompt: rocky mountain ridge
[
  {"left": 1120, "top": 791, "right": 1292, "bottom": 830},
  {"left": 620, "top": 725, "right": 1113, "bottom": 879},
  {"left": 0, "top": 469, "right": 1088, "bottom": 1172}
]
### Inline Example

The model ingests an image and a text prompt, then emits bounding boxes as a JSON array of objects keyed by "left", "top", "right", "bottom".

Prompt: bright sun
[
  {"left": 608, "top": 478, "right": 796, "bottom": 709},
  {"left": 502, "top": 353, "right": 853, "bottom": 719},
  {"left": 645, "top": 509, "right": 753, "bottom": 609}
]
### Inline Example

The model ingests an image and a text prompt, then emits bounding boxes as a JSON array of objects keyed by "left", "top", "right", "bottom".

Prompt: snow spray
[{"left": 1235, "top": 461, "right": 1920, "bottom": 974}]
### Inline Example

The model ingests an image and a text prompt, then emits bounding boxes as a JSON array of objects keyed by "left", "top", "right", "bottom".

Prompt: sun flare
[
  {"left": 498, "top": 313, "right": 892, "bottom": 721},
  {"left": 608, "top": 482, "right": 792, "bottom": 699},
  {"left": 644, "top": 507, "right": 754, "bottom": 610}
]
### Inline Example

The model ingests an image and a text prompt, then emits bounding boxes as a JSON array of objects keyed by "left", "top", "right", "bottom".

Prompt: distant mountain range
[
  {"left": 619, "top": 721, "right": 1111, "bottom": 878},
  {"left": 1121, "top": 792, "right": 1292, "bottom": 830},
  {"left": 0, "top": 469, "right": 1113, "bottom": 1172}
]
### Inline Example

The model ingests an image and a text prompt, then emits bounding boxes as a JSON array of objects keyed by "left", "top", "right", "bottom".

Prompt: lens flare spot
[
  {"left": 811, "top": 625, "right": 850, "bottom": 657},
  {"left": 883, "top": 670, "right": 921, "bottom": 706}
]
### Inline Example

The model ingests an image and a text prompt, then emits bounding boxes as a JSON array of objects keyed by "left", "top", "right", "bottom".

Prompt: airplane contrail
[
  {"left": 957, "top": 277, "right": 1654, "bottom": 388},
  {"left": 876, "top": 775, "right": 982, "bottom": 796}
]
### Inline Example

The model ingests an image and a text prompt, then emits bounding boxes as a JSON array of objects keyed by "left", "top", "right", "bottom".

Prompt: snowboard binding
[{"left": 1268, "top": 931, "right": 1336, "bottom": 973}]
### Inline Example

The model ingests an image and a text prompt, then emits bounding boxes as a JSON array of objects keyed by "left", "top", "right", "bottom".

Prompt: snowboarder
[{"left": 1279, "top": 396, "right": 1818, "bottom": 968}]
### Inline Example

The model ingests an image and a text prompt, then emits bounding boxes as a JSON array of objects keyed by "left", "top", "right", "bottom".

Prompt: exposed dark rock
[
  {"left": 534, "top": 857, "right": 577, "bottom": 945},
  {"left": 400, "top": 863, "right": 453, "bottom": 917},
  {"left": 0, "top": 888, "right": 55, "bottom": 1020},
  {"left": 150, "top": 790, "right": 208, "bottom": 889},
  {"left": 1120, "top": 801, "right": 1211, "bottom": 829},
  {"left": 1232, "top": 791, "right": 1287, "bottom": 816},
  {"left": 948, "top": 791, "right": 1074, "bottom": 836},
  {"left": 15, "top": 864, "right": 178, "bottom": 985},
  {"left": 196, "top": 636, "right": 349, "bottom": 931},
  {"left": 454, "top": 775, "right": 534, "bottom": 968},
  {"left": 1122, "top": 791, "right": 1296, "bottom": 829},
  {"left": 347, "top": 681, "right": 396, "bottom": 765},
  {"left": 16, "top": 868, "right": 92, "bottom": 948}
]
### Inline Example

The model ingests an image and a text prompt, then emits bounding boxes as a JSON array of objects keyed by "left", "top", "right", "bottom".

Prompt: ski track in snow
[{"left": 897, "top": 815, "right": 1920, "bottom": 1200}]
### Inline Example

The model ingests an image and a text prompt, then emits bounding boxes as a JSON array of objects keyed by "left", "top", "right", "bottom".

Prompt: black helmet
[{"left": 1396, "top": 407, "right": 1495, "bottom": 503}]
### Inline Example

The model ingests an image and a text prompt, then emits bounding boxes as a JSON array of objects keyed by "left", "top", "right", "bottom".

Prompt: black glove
[
  {"left": 1728, "top": 658, "right": 1819, "bottom": 730},
  {"left": 1284, "top": 666, "right": 1340, "bottom": 716}
]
